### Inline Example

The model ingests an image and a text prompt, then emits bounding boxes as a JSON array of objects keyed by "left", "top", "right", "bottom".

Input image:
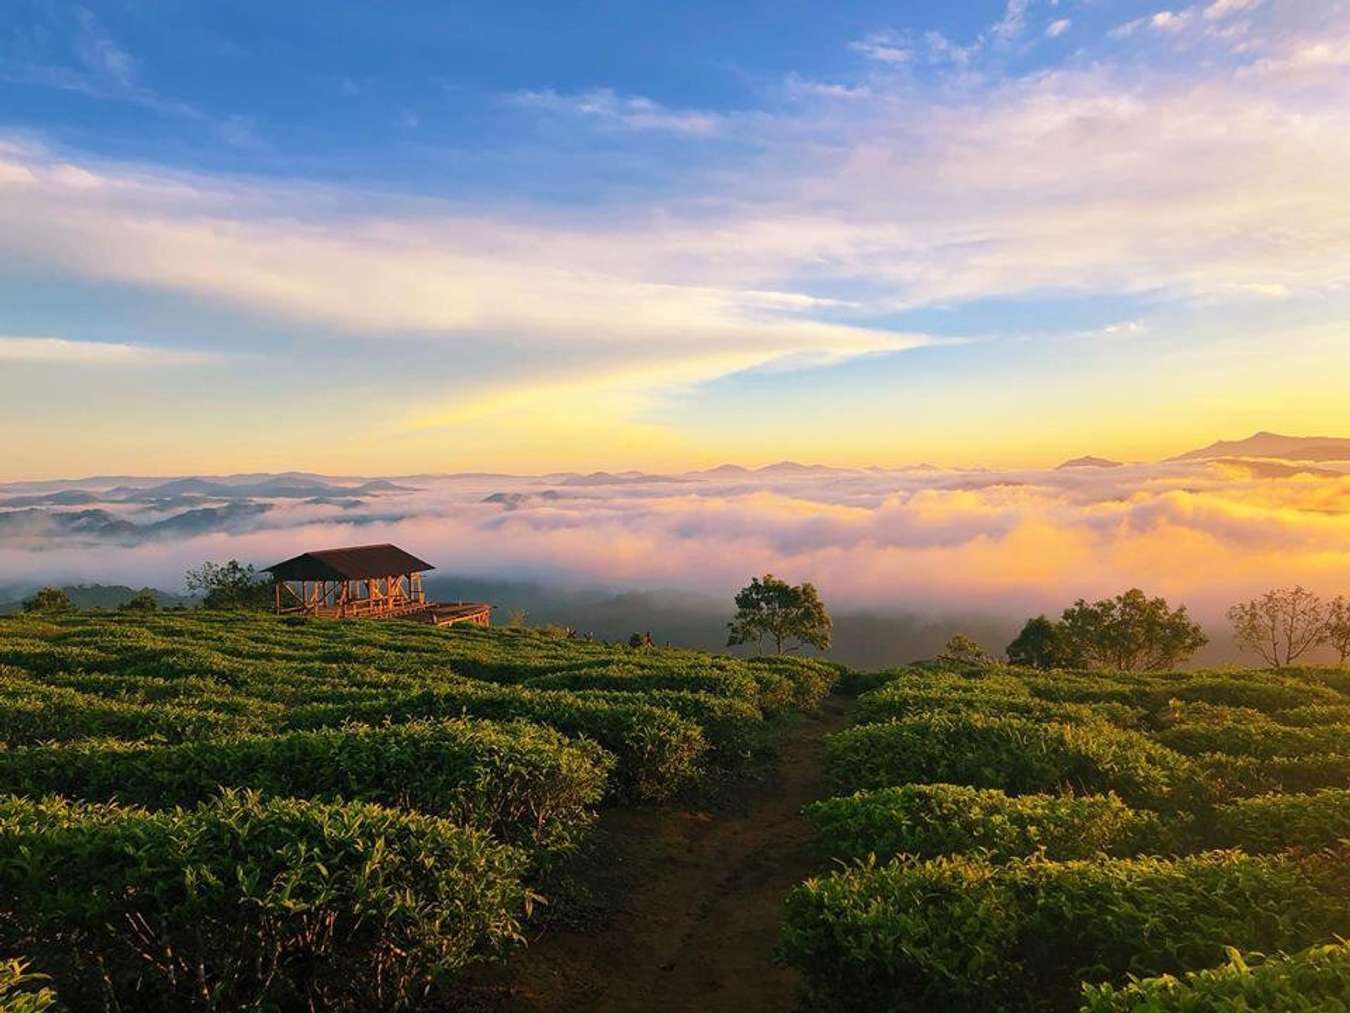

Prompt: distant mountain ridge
[{"left": 1171, "top": 432, "right": 1350, "bottom": 462}]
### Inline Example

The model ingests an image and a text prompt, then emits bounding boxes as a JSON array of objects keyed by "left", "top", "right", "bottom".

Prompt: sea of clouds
[{"left": 4, "top": 456, "right": 1350, "bottom": 666}]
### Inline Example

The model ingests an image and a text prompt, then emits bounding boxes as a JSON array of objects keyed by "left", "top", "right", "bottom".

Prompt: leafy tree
[
  {"left": 1059, "top": 588, "right": 1207, "bottom": 671},
  {"left": 1006, "top": 615, "right": 1082, "bottom": 669},
  {"left": 938, "top": 634, "right": 990, "bottom": 667},
  {"left": 1228, "top": 586, "right": 1329, "bottom": 668},
  {"left": 1328, "top": 596, "right": 1350, "bottom": 667},
  {"left": 727, "top": 574, "right": 832, "bottom": 655},
  {"left": 184, "top": 561, "right": 272, "bottom": 610},
  {"left": 21, "top": 586, "right": 71, "bottom": 614},
  {"left": 119, "top": 589, "right": 159, "bottom": 613},
  {"left": 505, "top": 607, "right": 529, "bottom": 629}
]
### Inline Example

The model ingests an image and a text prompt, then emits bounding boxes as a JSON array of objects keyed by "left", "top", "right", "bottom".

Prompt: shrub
[
  {"left": 0, "top": 683, "right": 262, "bottom": 746},
  {"left": 1081, "top": 940, "right": 1350, "bottom": 1012},
  {"left": 804, "top": 784, "right": 1168, "bottom": 864},
  {"left": 0, "top": 959, "right": 56, "bottom": 1013},
  {"left": 853, "top": 681, "right": 1142, "bottom": 729},
  {"left": 0, "top": 718, "right": 612, "bottom": 855},
  {"left": 744, "top": 654, "right": 840, "bottom": 710},
  {"left": 284, "top": 684, "right": 706, "bottom": 802},
  {"left": 1207, "top": 789, "right": 1350, "bottom": 854},
  {"left": 779, "top": 848, "right": 1350, "bottom": 1012},
  {"left": 1154, "top": 719, "right": 1350, "bottom": 759},
  {"left": 1191, "top": 752, "right": 1350, "bottom": 800},
  {"left": 522, "top": 667, "right": 758, "bottom": 703},
  {"left": 824, "top": 713, "right": 1193, "bottom": 809},
  {"left": 1275, "top": 703, "right": 1350, "bottom": 727},
  {"left": 0, "top": 792, "right": 527, "bottom": 1010}
]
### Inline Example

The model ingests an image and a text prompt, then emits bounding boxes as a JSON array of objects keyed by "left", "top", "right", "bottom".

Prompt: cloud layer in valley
[{"left": 5, "top": 446, "right": 1350, "bottom": 664}]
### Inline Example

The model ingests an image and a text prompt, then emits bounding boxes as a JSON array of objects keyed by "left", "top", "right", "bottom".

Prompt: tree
[
  {"left": 938, "top": 634, "right": 990, "bottom": 668},
  {"left": 1006, "top": 615, "right": 1082, "bottom": 669},
  {"left": 727, "top": 574, "right": 832, "bottom": 655},
  {"left": 1228, "top": 586, "right": 1329, "bottom": 668},
  {"left": 184, "top": 560, "right": 272, "bottom": 610},
  {"left": 22, "top": 586, "right": 71, "bottom": 614},
  {"left": 119, "top": 589, "right": 159, "bottom": 613},
  {"left": 1328, "top": 597, "right": 1350, "bottom": 667},
  {"left": 1059, "top": 588, "right": 1208, "bottom": 671}
]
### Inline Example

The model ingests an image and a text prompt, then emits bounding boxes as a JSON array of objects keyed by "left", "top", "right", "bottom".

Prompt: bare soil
[{"left": 466, "top": 695, "right": 853, "bottom": 1013}]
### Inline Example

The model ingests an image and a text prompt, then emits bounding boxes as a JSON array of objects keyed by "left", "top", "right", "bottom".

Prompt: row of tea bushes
[
  {"left": 0, "top": 718, "right": 612, "bottom": 856},
  {"left": 780, "top": 848, "right": 1350, "bottom": 1012},
  {"left": 0, "top": 792, "right": 528, "bottom": 1011},
  {"left": 0, "top": 612, "right": 838, "bottom": 717},
  {"left": 0, "top": 670, "right": 266, "bottom": 746},
  {"left": 805, "top": 784, "right": 1168, "bottom": 864},
  {"left": 1082, "top": 940, "right": 1350, "bottom": 1012},
  {"left": 786, "top": 664, "right": 1350, "bottom": 1010},
  {"left": 806, "top": 783, "right": 1350, "bottom": 865},
  {"left": 284, "top": 683, "right": 709, "bottom": 801},
  {"left": 824, "top": 712, "right": 1194, "bottom": 810}
]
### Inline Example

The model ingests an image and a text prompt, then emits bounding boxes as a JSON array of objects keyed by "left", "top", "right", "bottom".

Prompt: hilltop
[{"left": 1171, "top": 431, "right": 1350, "bottom": 462}]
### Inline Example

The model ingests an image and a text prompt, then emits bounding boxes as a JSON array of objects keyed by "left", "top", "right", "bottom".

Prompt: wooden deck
[
  {"left": 286, "top": 601, "right": 491, "bottom": 626},
  {"left": 417, "top": 602, "right": 493, "bottom": 627}
]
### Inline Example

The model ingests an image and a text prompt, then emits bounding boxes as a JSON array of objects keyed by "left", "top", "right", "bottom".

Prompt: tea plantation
[
  {"left": 0, "top": 610, "right": 835, "bottom": 1010},
  {"left": 782, "top": 666, "right": 1350, "bottom": 1011}
]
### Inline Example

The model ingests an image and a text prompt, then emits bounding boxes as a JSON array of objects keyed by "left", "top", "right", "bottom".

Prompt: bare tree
[
  {"left": 1327, "top": 596, "right": 1350, "bottom": 667},
  {"left": 1227, "top": 586, "right": 1328, "bottom": 668}
]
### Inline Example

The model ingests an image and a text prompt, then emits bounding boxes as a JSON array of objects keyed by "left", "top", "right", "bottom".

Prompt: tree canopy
[
  {"left": 727, "top": 574, "right": 832, "bottom": 655},
  {"left": 1005, "top": 615, "right": 1083, "bottom": 669},
  {"left": 1057, "top": 588, "right": 1207, "bottom": 671},
  {"left": 1228, "top": 586, "right": 1330, "bottom": 668},
  {"left": 21, "top": 586, "right": 72, "bottom": 614},
  {"left": 184, "top": 561, "right": 272, "bottom": 610}
]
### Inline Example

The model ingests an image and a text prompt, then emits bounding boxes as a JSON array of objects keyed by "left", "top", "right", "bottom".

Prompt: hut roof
[{"left": 264, "top": 543, "right": 434, "bottom": 581}]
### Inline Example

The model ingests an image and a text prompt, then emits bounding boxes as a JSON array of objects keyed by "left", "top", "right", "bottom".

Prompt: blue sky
[{"left": 1, "top": 0, "right": 1348, "bottom": 478}]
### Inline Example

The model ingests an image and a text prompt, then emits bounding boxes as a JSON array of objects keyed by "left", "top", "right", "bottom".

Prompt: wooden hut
[{"left": 264, "top": 543, "right": 490, "bottom": 626}]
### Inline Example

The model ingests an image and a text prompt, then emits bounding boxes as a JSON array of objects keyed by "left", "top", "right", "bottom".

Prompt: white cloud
[
  {"left": 1204, "top": 0, "right": 1261, "bottom": 20},
  {"left": 508, "top": 88, "right": 720, "bottom": 135},
  {"left": 0, "top": 336, "right": 217, "bottom": 366},
  {"left": 992, "top": 0, "right": 1031, "bottom": 44},
  {"left": 849, "top": 32, "right": 912, "bottom": 64},
  {"left": 1046, "top": 18, "right": 1072, "bottom": 39}
]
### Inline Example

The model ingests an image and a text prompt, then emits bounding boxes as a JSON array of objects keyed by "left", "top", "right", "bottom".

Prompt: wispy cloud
[
  {"left": 508, "top": 88, "right": 721, "bottom": 135},
  {"left": 1045, "top": 18, "right": 1071, "bottom": 39},
  {"left": 0, "top": 335, "right": 218, "bottom": 366},
  {"left": 1, "top": 6, "right": 200, "bottom": 118}
]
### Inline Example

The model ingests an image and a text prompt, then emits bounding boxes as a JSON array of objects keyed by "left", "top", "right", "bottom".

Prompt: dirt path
[{"left": 471, "top": 695, "right": 853, "bottom": 1013}]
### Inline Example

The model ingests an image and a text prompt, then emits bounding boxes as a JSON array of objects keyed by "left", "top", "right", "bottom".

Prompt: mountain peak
[{"left": 1170, "top": 432, "right": 1350, "bottom": 463}]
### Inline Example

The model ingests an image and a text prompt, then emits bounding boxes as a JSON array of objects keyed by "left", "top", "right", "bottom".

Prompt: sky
[{"left": 1, "top": 0, "right": 1350, "bottom": 480}]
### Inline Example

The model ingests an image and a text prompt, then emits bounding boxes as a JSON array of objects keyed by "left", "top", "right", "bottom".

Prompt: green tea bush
[
  {"left": 804, "top": 784, "right": 1168, "bottom": 864},
  {"left": 1275, "top": 703, "right": 1350, "bottom": 727},
  {"left": 1081, "top": 941, "right": 1350, "bottom": 1012},
  {"left": 853, "top": 681, "right": 1141, "bottom": 728},
  {"left": 1154, "top": 719, "right": 1350, "bottom": 759},
  {"left": 779, "top": 848, "right": 1350, "bottom": 1012},
  {"left": 1206, "top": 789, "right": 1350, "bottom": 854},
  {"left": 584, "top": 689, "right": 766, "bottom": 768},
  {"left": 0, "top": 682, "right": 261, "bottom": 746},
  {"left": 1191, "top": 752, "right": 1350, "bottom": 800},
  {"left": 0, "top": 718, "right": 612, "bottom": 854},
  {"left": 0, "top": 792, "right": 527, "bottom": 1010},
  {"left": 743, "top": 655, "right": 840, "bottom": 710},
  {"left": 824, "top": 713, "right": 1193, "bottom": 809},
  {"left": 0, "top": 959, "right": 56, "bottom": 1013},
  {"left": 285, "top": 684, "right": 706, "bottom": 801},
  {"left": 522, "top": 667, "right": 759, "bottom": 702}
]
